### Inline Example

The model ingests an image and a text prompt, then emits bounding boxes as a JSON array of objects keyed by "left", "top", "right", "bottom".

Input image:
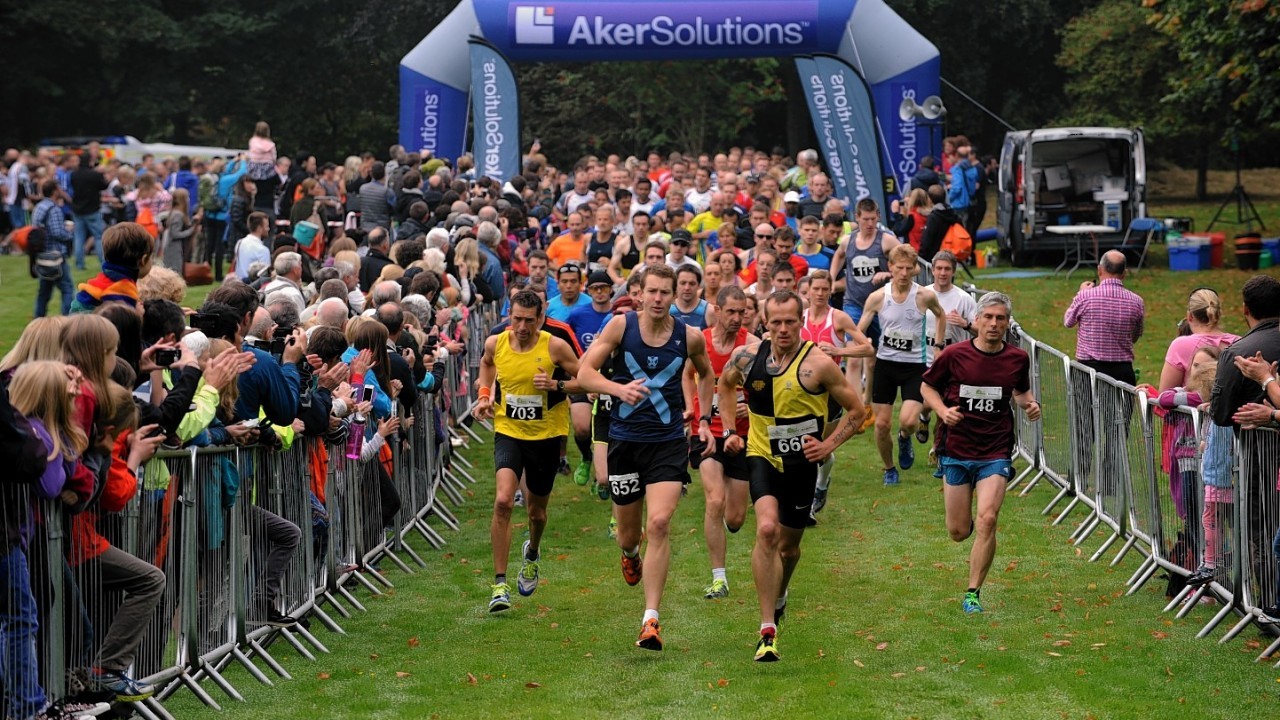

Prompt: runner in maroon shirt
[{"left": 921, "top": 291, "right": 1041, "bottom": 615}]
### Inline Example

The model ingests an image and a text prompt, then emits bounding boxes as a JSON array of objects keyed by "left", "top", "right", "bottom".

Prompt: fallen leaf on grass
[
  {"left": 584, "top": 653, "right": 594, "bottom": 658},
  {"left": 467, "top": 673, "right": 478, "bottom": 685},
  {"left": 1151, "top": 631, "right": 1169, "bottom": 640},
  {"left": 1165, "top": 666, "right": 1174, "bottom": 677},
  {"left": 556, "top": 554, "right": 570, "bottom": 561},
  {"left": 817, "top": 649, "right": 826, "bottom": 658},
  {"left": 717, "top": 678, "right": 729, "bottom": 687},
  {"left": 875, "top": 642, "right": 889, "bottom": 651},
  {"left": 370, "top": 653, "right": 380, "bottom": 660},
  {"left": 525, "top": 682, "right": 542, "bottom": 689},
  {"left": 853, "top": 659, "right": 865, "bottom": 668},
  {"left": 1046, "top": 652, "right": 1062, "bottom": 657},
  {"left": 891, "top": 672, "right": 906, "bottom": 678},
  {"left": 396, "top": 671, "right": 411, "bottom": 678},
  {"left": 550, "top": 622, "right": 560, "bottom": 629},
  {"left": 915, "top": 666, "right": 926, "bottom": 672},
  {"left": 1053, "top": 640, "right": 1072, "bottom": 647},
  {"left": 408, "top": 637, "right": 421, "bottom": 648},
  {"left": 317, "top": 672, "right": 331, "bottom": 680},
  {"left": 1244, "top": 639, "right": 1261, "bottom": 650}
]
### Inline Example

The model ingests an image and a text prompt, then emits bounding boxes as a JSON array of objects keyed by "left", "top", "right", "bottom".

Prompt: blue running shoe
[
  {"left": 963, "top": 591, "right": 983, "bottom": 614},
  {"left": 883, "top": 467, "right": 900, "bottom": 486},
  {"left": 898, "top": 433, "right": 915, "bottom": 470}
]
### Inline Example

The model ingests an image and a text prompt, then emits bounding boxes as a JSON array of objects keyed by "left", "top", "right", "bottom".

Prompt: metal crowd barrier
[{"left": 16, "top": 378, "right": 476, "bottom": 714}]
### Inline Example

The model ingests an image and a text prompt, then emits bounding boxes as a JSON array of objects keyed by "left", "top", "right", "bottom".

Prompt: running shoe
[
  {"left": 927, "top": 446, "right": 938, "bottom": 467},
  {"left": 774, "top": 598, "right": 787, "bottom": 625},
  {"left": 754, "top": 631, "right": 780, "bottom": 662},
  {"left": 607, "top": 517, "right": 618, "bottom": 538},
  {"left": 883, "top": 467, "right": 900, "bottom": 486},
  {"left": 517, "top": 540, "right": 540, "bottom": 597},
  {"left": 636, "top": 618, "right": 663, "bottom": 651},
  {"left": 597, "top": 481, "right": 610, "bottom": 501},
  {"left": 557, "top": 457, "right": 571, "bottom": 476},
  {"left": 1184, "top": 564, "right": 1217, "bottom": 587},
  {"left": 513, "top": 489, "right": 525, "bottom": 507},
  {"left": 621, "top": 552, "right": 643, "bottom": 586},
  {"left": 489, "top": 582, "right": 512, "bottom": 613},
  {"left": 37, "top": 701, "right": 112, "bottom": 720},
  {"left": 811, "top": 485, "right": 828, "bottom": 514},
  {"left": 88, "top": 669, "right": 155, "bottom": 702},
  {"left": 898, "top": 433, "right": 915, "bottom": 470},
  {"left": 805, "top": 511, "right": 818, "bottom": 528},
  {"left": 574, "top": 462, "right": 591, "bottom": 487},
  {"left": 915, "top": 414, "right": 929, "bottom": 444},
  {"left": 704, "top": 578, "right": 730, "bottom": 599},
  {"left": 962, "top": 591, "right": 983, "bottom": 615}
]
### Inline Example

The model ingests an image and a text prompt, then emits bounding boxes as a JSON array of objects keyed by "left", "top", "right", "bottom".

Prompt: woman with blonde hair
[
  {"left": 61, "top": 313, "right": 121, "bottom": 429},
  {"left": 0, "top": 316, "right": 69, "bottom": 374},
  {"left": 9, "top": 360, "right": 89, "bottom": 466},
  {"left": 892, "top": 187, "right": 932, "bottom": 251},
  {"left": 1158, "top": 287, "right": 1239, "bottom": 391},
  {"left": 137, "top": 265, "right": 186, "bottom": 304}
]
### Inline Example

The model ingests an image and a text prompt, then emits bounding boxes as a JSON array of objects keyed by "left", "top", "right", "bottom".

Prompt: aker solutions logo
[{"left": 515, "top": 6, "right": 555, "bottom": 44}]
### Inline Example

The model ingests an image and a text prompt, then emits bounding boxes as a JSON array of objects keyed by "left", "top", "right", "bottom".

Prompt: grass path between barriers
[{"left": 163, "top": 428, "right": 1279, "bottom": 720}]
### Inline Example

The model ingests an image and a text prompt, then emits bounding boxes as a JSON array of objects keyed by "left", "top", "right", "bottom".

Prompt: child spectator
[{"left": 70, "top": 222, "right": 154, "bottom": 314}]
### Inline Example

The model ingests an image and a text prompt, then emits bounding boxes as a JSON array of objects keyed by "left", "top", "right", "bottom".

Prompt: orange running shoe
[
  {"left": 636, "top": 618, "right": 663, "bottom": 651},
  {"left": 621, "top": 552, "right": 643, "bottom": 586}
]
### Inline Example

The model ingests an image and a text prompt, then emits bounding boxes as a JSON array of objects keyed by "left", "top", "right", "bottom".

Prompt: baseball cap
[
  {"left": 670, "top": 229, "right": 693, "bottom": 246},
  {"left": 587, "top": 270, "right": 613, "bottom": 288},
  {"left": 784, "top": 191, "right": 801, "bottom": 204}
]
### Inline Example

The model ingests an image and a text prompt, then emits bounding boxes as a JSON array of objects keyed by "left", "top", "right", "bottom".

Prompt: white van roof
[{"left": 1012, "top": 127, "right": 1139, "bottom": 142}]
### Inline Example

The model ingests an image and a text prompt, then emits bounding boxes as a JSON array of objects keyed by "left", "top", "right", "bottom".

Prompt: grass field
[{"left": 2, "top": 182, "right": 1277, "bottom": 719}]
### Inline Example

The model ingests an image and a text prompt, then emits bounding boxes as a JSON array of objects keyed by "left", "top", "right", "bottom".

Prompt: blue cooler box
[
  {"left": 1168, "top": 244, "right": 1201, "bottom": 272},
  {"left": 1263, "top": 238, "right": 1280, "bottom": 262}
]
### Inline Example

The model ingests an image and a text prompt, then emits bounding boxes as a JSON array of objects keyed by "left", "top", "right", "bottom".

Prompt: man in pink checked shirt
[{"left": 1063, "top": 250, "right": 1145, "bottom": 385}]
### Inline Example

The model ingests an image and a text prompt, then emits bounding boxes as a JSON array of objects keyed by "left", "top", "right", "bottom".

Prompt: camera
[
  {"left": 153, "top": 348, "right": 179, "bottom": 367},
  {"left": 190, "top": 312, "right": 219, "bottom": 335},
  {"left": 253, "top": 337, "right": 286, "bottom": 364}
]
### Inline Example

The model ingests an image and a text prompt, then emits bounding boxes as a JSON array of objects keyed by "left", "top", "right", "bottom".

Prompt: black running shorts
[
  {"left": 748, "top": 457, "right": 819, "bottom": 530},
  {"left": 607, "top": 437, "right": 691, "bottom": 506},
  {"left": 688, "top": 435, "right": 749, "bottom": 480},
  {"left": 871, "top": 359, "right": 925, "bottom": 405},
  {"left": 494, "top": 433, "right": 562, "bottom": 497},
  {"left": 591, "top": 395, "right": 613, "bottom": 445}
]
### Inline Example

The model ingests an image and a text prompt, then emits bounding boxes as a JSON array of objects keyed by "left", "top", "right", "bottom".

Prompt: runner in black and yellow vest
[
  {"left": 474, "top": 290, "right": 582, "bottom": 614},
  {"left": 718, "top": 290, "right": 866, "bottom": 663}
]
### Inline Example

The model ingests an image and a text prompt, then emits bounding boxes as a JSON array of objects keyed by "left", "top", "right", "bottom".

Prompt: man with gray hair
[
  {"left": 334, "top": 260, "right": 365, "bottom": 314},
  {"left": 921, "top": 291, "right": 1040, "bottom": 615},
  {"left": 314, "top": 297, "right": 351, "bottom": 330},
  {"left": 425, "top": 227, "right": 451, "bottom": 253},
  {"left": 475, "top": 220, "right": 506, "bottom": 302},
  {"left": 368, "top": 280, "right": 402, "bottom": 313},
  {"left": 262, "top": 251, "right": 306, "bottom": 313}
]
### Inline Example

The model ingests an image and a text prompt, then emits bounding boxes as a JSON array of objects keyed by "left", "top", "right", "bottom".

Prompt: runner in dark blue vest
[{"left": 578, "top": 264, "right": 716, "bottom": 653}]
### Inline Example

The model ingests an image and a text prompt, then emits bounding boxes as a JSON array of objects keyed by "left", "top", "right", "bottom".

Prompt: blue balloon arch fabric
[{"left": 400, "top": 0, "right": 939, "bottom": 195}]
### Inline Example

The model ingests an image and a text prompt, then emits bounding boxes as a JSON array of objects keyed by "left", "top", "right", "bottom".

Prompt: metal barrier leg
[
  {"left": 1041, "top": 484, "right": 1071, "bottom": 514},
  {"left": 1218, "top": 611, "right": 1257, "bottom": 644},
  {"left": 195, "top": 658, "right": 245, "bottom": 701},
  {"left": 430, "top": 502, "right": 462, "bottom": 530},
  {"left": 1052, "top": 494, "right": 1082, "bottom": 524},
  {"left": 1197, "top": 599, "right": 1239, "bottom": 638},
  {"left": 245, "top": 636, "right": 292, "bottom": 679},
  {"left": 1125, "top": 559, "right": 1160, "bottom": 595},
  {"left": 289, "top": 623, "right": 331, "bottom": 654},
  {"left": 1017, "top": 468, "right": 1046, "bottom": 496},
  {"left": 228, "top": 646, "right": 275, "bottom": 686},
  {"left": 272, "top": 627, "right": 317, "bottom": 661},
  {"left": 310, "top": 602, "right": 347, "bottom": 633},
  {"left": 1109, "top": 534, "right": 1138, "bottom": 567},
  {"left": 1088, "top": 529, "right": 1121, "bottom": 562},
  {"left": 1125, "top": 556, "right": 1154, "bottom": 587},
  {"left": 1171, "top": 585, "right": 1207, "bottom": 617},
  {"left": 1070, "top": 511, "right": 1100, "bottom": 544},
  {"left": 139, "top": 696, "right": 177, "bottom": 720}
]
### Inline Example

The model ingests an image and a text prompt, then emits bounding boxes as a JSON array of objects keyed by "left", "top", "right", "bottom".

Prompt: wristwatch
[
  {"left": 557, "top": 380, "right": 565, "bottom": 392},
  {"left": 699, "top": 414, "right": 713, "bottom": 425},
  {"left": 723, "top": 427, "right": 738, "bottom": 439}
]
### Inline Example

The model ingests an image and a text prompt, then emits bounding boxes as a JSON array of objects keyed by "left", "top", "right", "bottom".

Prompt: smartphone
[
  {"left": 272, "top": 326, "right": 294, "bottom": 340},
  {"left": 242, "top": 418, "right": 261, "bottom": 429},
  {"left": 361, "top": 385, "right": 376, "bottom": 405},
  {"left": 153, "top": 348, "right": 179, "bottom": 367},
  {"left": 190, "top": 312, "right": 219, "bottom": 335}
]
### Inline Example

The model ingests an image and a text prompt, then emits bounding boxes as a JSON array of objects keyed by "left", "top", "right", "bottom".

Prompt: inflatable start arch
[{"left": 400, "top": 0, "right": 939, "bottom": 195}]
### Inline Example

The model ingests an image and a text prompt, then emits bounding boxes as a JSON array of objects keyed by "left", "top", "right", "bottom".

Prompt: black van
[{"left": 995, "top": 127, "right": 1147, "bottom": 266}]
